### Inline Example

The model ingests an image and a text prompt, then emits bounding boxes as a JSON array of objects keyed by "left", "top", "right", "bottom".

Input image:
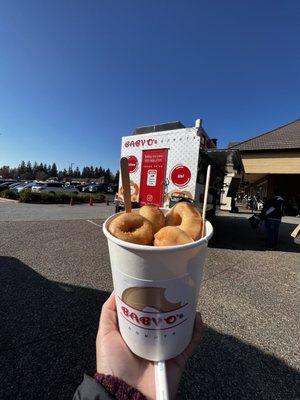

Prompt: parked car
[
  {"left": 0, "top": 181, "right": 19, "bottom": 191},
  {"left": 31, "top": 182, "right": 79, "bottom": 195},
  {"left": 12, "top": 182, "right": 43, "bottom": 193},
  {"left": 75, "top": 184, "right": 89, "bottom": 192},
  {"left": 89, "top": 184, "right": 109, "bottom": 193},
  {"left": 0, "top": 180, "right": 18, "bottom": 185},
  {"left": 107, "top": 184, "right": 117, "bottom": 194},
  {"left": 82, "top": 184, "right": 93, "bottom": 192}
]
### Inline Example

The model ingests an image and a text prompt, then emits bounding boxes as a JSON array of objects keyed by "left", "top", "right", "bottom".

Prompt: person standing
[{"left": 261, "top": 190, "right": 284, "bottom": 250}]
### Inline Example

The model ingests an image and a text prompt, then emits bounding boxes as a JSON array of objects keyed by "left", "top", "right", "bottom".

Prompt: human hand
[{"left": 96, "top": 292, "right": 204, "bottom": 400}]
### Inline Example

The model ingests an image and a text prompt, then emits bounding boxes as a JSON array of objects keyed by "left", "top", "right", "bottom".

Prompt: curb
[{"left": 0, "top": 198, "right": 19, "bottom": 204}]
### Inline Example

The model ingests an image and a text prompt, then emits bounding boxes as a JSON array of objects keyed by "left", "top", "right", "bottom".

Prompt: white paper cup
[{"left": 103, "top": 211, "right": 213, "bottom": 361}]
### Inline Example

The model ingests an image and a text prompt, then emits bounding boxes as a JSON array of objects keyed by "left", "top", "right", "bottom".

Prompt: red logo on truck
[
  {"left": 124, "top": 138, "right": 158, "bottom": 148},
  {"left": 170, "top": 165, "right": 191, "bottom": 188},
  {"left": 127, "top": 156, "right": 138, "bottom": 173}
]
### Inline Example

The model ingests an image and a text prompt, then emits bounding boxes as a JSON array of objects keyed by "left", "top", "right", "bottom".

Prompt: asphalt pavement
[
  {"left": 0, "top": 201, "right": 115, "bottom": 221},
  {"left": 0, "top": 203, "right": 299, "bottom": 399}
]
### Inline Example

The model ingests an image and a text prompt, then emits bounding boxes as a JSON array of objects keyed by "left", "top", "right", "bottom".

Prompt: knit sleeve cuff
[{"left": 94, "top": 373, "right": 146, "bottom": 400}]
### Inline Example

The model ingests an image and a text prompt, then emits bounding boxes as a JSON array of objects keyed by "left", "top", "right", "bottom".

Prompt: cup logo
[
  {"left": 122, "top": 286, "right": 181, "bottom": 312},
  {"left": 118, "top": 287, "right": 188, "bottom": 331}
]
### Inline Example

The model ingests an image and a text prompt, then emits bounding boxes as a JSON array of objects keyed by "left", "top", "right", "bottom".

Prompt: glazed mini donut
[
  {"left": 139, "top": 204, "right": 165, "bottom": 234},
  {"left": 120, "top": 180, "right": 139, "bottom": 197},
  {"left": 154, "top": 226, "right": 193, "bottom": 246},
  {"left": 166, "top": 202, "right": 203, "bottom": 240},
  {"left": 109, "top": 212, "right": 154, "bottom": 245},
  {"left": 131, "top": 194, "right": 139, "bottom": 203}
]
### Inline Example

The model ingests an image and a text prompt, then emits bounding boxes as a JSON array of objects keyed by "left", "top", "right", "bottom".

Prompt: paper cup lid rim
[{"left": 103, "top": 216, "right": 213, "bottom": 252}]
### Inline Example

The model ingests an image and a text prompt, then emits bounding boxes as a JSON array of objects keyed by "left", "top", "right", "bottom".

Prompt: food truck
[{"left": 115, "top": 120, "right": 228, "bottom": 215}]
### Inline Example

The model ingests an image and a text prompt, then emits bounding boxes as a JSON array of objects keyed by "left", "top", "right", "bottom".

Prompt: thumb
[{"left": 98, "top": 292, "right": 119, "bottom": 337}]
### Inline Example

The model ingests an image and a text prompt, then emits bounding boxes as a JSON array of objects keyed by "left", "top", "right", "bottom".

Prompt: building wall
[
  {"left": 241, "top": 151, "right": 300, "bottom": 174},
  {"left": 220, "top": 172, "right": 235, "bottom": 210}
]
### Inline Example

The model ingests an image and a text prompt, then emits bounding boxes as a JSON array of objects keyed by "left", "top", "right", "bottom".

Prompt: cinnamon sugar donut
[
  {"left": 139, "top": 205, "right": 165, "bottom": 234},
  {"left": 166, "top": 202, "right": 203, "bottom": 240},
  {"left": 109, "top": 212, "right": 154, "bottom": 245},
  {"left": 154, "top": 226, "right": 193, "bottom": 246}
]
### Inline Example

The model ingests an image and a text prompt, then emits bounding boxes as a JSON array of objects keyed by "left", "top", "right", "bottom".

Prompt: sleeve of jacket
[{"left": 73, "top": 374, "right": 114, "bottom": 400}]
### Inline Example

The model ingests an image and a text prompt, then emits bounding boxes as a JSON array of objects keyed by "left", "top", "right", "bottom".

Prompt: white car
[
  {"left": 12, "top": 181, "right": 41, "bottom": 193},
  {"left": 31, "top": 182, "right": 79, "bottom": 195}
]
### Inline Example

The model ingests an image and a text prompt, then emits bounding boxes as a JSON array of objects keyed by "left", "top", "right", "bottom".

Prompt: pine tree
[
  {"left": 50, "top": 163, "right": 58, "bottom": 177},
  {"left": 105, "top": 168, "right": 113, "bottom": 182},
  {"left": 19, "top": 161, "right": 26, "bottom": 175},
  {"left": 62, "top": 168, "right": 68, "bottom": 179},
  {"left": 26, "top": 161, "right": 33, "bottom": 179},
  {"left": 114, "top": 170, "right": 119, "bottom": 185},
  {"left": 32, "top": 162, "right": 38, "bottom": 177},
  {"left": 98, "top": 166, "right": 104, "bottom": 178},
  {"left": 90, "top": 166, "right": 94, "bottom": 179},
  {"left": 74, "top": 166, "right": 80, "bottom": 178},
  {"left": 47, "top": 164, "right": 52, "bottom": 176}
]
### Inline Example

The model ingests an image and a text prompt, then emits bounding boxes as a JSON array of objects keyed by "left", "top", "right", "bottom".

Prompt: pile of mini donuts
[{"left": 108, "top": 202, "right": 203, "bottom": 246}]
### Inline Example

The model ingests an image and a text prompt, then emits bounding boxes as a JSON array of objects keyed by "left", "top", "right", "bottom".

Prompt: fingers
[
  {"left": 182, "top": 312, "right": 205, "bottom": 359},
  {"left": 98, "top": 292, "right": 118, "bottom": 337}
]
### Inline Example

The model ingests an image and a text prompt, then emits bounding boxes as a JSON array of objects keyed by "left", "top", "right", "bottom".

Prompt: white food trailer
[{"left": 115, "top": 120, "right": 229, "bottom": 216}]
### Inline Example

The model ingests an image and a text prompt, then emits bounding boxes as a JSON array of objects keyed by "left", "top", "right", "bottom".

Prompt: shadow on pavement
[
  {"left": 180, "top": 327, "right": 299, "bottom": 399},
  {"left": 0, "top": 256, "right": 110, "bottom": 400},
  {"left": 210, "top": 216, "right": 299, "bottom": 252},
  {"left": 0, "top": 257, "right": 299, "bottom": 399}
]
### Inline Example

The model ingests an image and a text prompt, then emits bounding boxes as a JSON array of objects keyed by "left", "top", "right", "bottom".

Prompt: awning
[{"left": 205, "top": 149, "right": 244, "bottom": 174}]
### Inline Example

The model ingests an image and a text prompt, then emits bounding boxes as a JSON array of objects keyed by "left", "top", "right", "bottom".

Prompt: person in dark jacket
[
  {"left": 261, "top": 190, "right": 284, "bottom": 250},
  {"left": 73, "top": 292, "right": 204, "bottom": 400}
]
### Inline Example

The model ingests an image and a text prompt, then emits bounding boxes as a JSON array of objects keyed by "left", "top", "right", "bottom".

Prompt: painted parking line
[{"left": 86, "top": 219, "right": 103, "bottom": 228}]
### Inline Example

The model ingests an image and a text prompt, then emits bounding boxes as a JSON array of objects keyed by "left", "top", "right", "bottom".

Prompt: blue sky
[{"left": 0, "top": 0, "right": 299, "bottom": 172}]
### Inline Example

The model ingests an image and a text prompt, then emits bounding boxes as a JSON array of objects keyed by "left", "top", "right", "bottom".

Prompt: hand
[{"left": 96, "top": 292, "right": 204, "bottom": 400}]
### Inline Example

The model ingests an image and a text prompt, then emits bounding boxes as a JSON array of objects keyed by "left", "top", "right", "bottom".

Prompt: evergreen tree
[
  {"left": 105, "top": 168, "right": 113, "bottom": 182},
  {"left": 26, "top": 161, "right": 33, "bottom": 179},
  {"left": 68, "top": 165, "right": 73, "bottom": 178},
  {"left": 58, "top": 169, "right": 63, "bottom": 180},
  {"left": 74, "top": 166, "right": 80, "bottom": 178},
  {"left": 114, "top": 170, "right": 119, "bottom": 185},
  {"left": 50, "top": 163, "right": 58, "bottom": 177},
  {"left": 62, "top": 168, "right": 68, "bottom": 178},
  {"left": 19, "top": 161, "right": 26, "bottom": 175},
  {"left": 98, "top": 166, "right": 104, "bottom": 177},
  {"left": 90, "top": 166, "right": 94, "bottom": 179}
]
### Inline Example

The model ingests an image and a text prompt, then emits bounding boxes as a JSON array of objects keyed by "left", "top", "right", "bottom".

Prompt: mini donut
[
  {"left": 139, "top": 204, "right": 165, "bottom": 234},
  {"left": 131, "top": 194, "right": 139, "bottom": 203},
  {"left": 154, "top": 226, "right": 193, "bottom": 247},
  {"left": 120, "top": 180, "right": 139, "bottom": 197},
  {"left": 109, "top": 212, "right": 154, "bottom": 245},
  {"left": 166, "top": 202, "right": 203, "bottom": 240}
]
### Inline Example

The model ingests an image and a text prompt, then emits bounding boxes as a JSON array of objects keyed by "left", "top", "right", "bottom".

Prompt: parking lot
[{"left": 0, "top": 202, "right": 299, "bottom": 399}]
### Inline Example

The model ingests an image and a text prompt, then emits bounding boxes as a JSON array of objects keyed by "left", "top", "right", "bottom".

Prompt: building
[{"left": 228, "top": 119, "right": 300, "bottom": 214}]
